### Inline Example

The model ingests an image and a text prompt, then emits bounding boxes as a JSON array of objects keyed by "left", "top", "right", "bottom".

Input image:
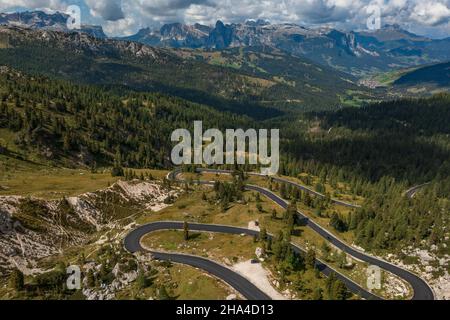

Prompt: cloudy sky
[{"left": 1, "top": 0, "right": 449, "bottom": 38}]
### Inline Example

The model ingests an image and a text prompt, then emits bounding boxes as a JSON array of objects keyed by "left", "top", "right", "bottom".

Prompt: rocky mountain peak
[{"left": 0, "top": 10, "right": 106, "bottom": 38}]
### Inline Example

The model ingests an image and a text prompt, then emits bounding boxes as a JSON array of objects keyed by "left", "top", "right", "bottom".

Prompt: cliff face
[{"left": 0, "top": 180, "right": 176, "bottom": 275}]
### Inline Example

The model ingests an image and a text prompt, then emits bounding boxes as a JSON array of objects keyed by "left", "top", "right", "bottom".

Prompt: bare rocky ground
[
  {"left": 352, "top": 243, "right": 450, "bottom": 299},
  {"left": 385, "top": 245, "right": 450, "bottom": 300},
  {"left": 382, "top": 272, "right": 411, "bottom": 299},
  {"left": 81, "top": 250, "right": 147, "bottom": 300},
  {"left": 0, "top": 179, "right": 177, "bottom": 276}
]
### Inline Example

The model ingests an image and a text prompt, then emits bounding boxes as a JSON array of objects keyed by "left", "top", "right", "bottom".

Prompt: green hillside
[
  {"left": 177, "top": 46, "right": 372, "bottom": 110},
  {"left": 0, "top": 26, "right": 367, "bottom": 116},
  {"left": 0, "top": 67, "right": 254, "bottom": 169},
  {"left": 394, "top": 61, "right": 450, "bottom": 89}
]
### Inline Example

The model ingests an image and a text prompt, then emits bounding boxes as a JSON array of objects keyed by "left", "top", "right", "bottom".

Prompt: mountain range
[
  {"left": 0, "top": 10, "right": 447, "bottom": 106},
  {"left": 121, "top": 20, "right": 450, "bottom": 76},
  {"left": 1, "top": 11, "right": 449, "bottom": 77}
]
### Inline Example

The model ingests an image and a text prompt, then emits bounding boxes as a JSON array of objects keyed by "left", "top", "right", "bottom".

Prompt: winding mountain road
[
  {"left": 124, "top": 221, "right": 271, "bottom": 300},
  {"left": 124, "top": 168, "right": 434, "bottom": 300},
  {"left": 124, "top": 221, "right": 382, "bottom": 300},
  {"left": 405, "top": 183, "right": 430, "bottom": 199},
  {"left": 195, "top": 168, "right": 361, "bottom": 208}
]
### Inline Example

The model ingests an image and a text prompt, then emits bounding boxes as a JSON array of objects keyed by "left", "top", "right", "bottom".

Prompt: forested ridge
[
  {"left": 275, "top": 94, "right": 450, "bottom": 252},
  {"left": 0, "top": 26, "right": 367, "bottom": 117},
  {"left": 0, "top": 68, "right": 254, "bottom": 168},
  {"left": 281, "top": 94, "right": 450, "bottom": 183},
  {"left": 394, "top": 62, "right": 450, "bottom": 88}
]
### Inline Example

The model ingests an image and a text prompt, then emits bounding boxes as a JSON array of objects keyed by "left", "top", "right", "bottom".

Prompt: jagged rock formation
[
  {"left": 122, "top": 20, "right": 450, "bottom": 75},
  {"left": 0, "top": 10, "right": 106, "bottom": 38},
  {"left": 2, "top": 11, "right": 450, "bottom": 75}
]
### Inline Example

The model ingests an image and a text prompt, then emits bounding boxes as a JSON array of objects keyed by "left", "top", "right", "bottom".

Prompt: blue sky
[{"left": 1, "top": 0, "right": 449, "bottom": 38}]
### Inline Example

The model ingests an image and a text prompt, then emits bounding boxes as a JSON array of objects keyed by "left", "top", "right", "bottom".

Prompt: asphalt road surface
[
  {"left": 124, "top": 221, "right": 384, "bottom": 300},
  {"left": 123, "top": 221, "right": 271, "bottom": 300},
  {"left": 195, "top": 168, "right": 361, "bottom": 208},
  {"left": 245, "top": 184, "right": 434, "bottom": 300}
]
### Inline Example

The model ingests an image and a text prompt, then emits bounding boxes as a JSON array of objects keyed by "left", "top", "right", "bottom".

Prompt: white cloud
[
  {"left": 0, "top": 0, "right": 449, "bottom": 37},
  {"left": 84, "top": 0, "right": 124, "bottom": 21},
  {"left": 0, "top": 0, "right": 66, "bottom": 11},
  {"left": 410, "top": 1, "right": 450, "bottom": 26},
  {"left": 103, "top": 16, "right": 138, "bottom": 36}
]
